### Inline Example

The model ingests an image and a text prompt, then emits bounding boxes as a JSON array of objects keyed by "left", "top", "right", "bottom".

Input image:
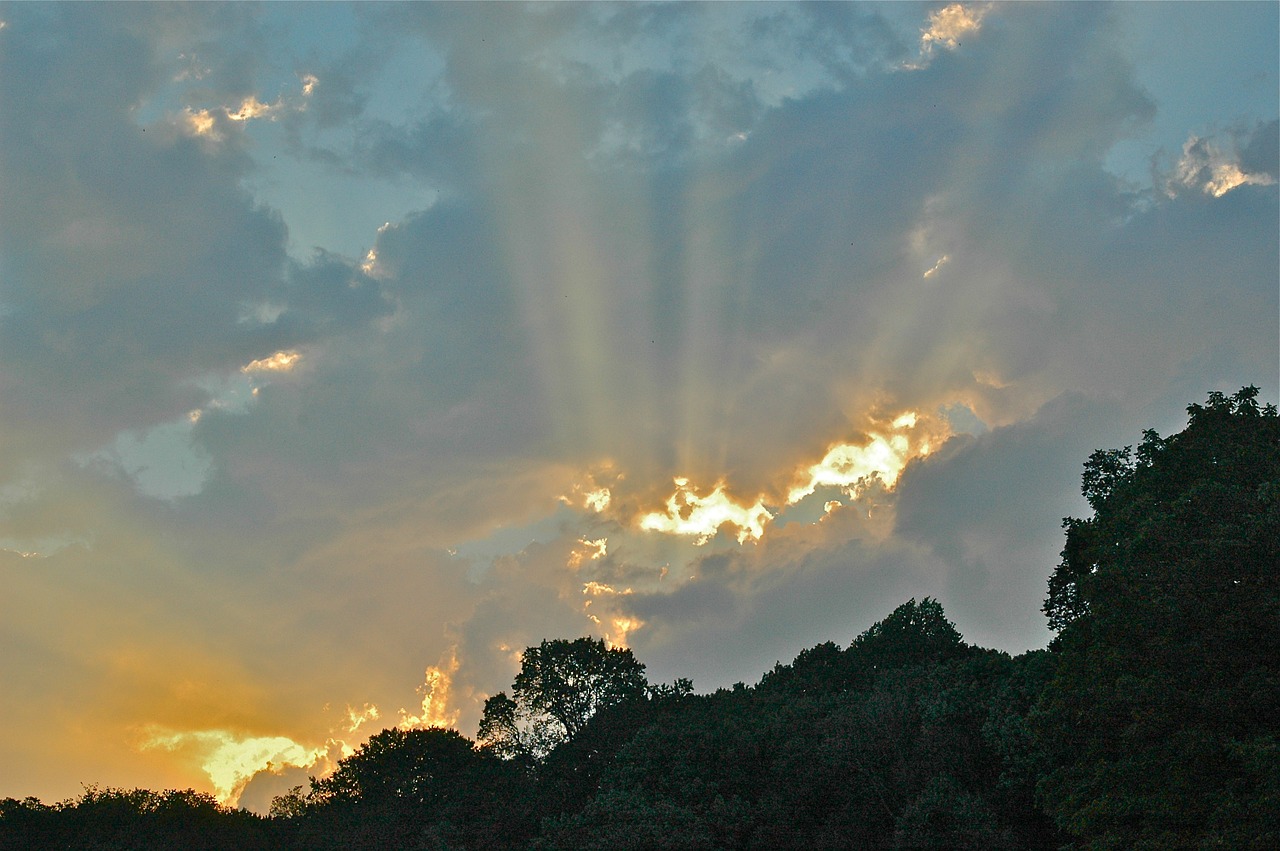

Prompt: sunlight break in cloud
[
  {"left": 172, "top": 76, "right": 310, "bottom": 142},
  {"left": 904, "top": 2, "right": 992, "bottom": 70},
  {"left": 922, "top": 3, "right": 991, "bottom": 52},
  {"left": 581, "top": 582, "right": 643, "bottom": 649},
  {"left": 180, "top": 107, "right": 218, "bottom": 139},
  {"left": 583, "top": 488, "right": 611, "bottom": 512},
  {"left": 604, "top": 616, "right": 643, "bottom": 650},
  {"left": 639, "top": 479, "right": 773, "bottom": 545},
  {"left": 639, "top": 413, "right": 945, "bottom": 544},
  {"left": 241, "top": 350, "right": 301, "bottom": 374},
  {"left": 923, "top": 255, "right": 951, "bottom": 278},
  {"left": 344, "top": 703, "right": 381, "bottom": 735},
  {"left": 140, "top": 727, "right": 326, "bottom": 807},
  {"left": 567, "top": 537, "right": 608, "bottom": 569},
  {"left": 1170, "top": 135, "right": 1277, "bottom": 198},
  {"left": 787, "top": 412, "right": 941, "bottom": 504},
  {"left": 397, "top": 647, "right": 461, "bottom": 731},
  {"left": 360, "top": 224, "right": 395, "bottom": 278},
  {"left": 226, "top": 95, "right": 281, "bottom": 123},
  {"left": 561, "top": 463, "right": 620, "bottom": 513}
]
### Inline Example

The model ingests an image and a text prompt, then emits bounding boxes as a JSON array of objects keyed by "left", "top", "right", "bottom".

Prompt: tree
[
  {"left": 478, "top": 637, "right": 648, "bottom": 758},
  {"left": 476, "top": 692, "right": 534, "bottom": 761},
  {"left": 757, "top": 598, "right": 968, "bottom": 699},
  {"left": 305, "top": 727, "right": 479, "bottom": 810},
  {"left": 848, "top": 597, "right": 967, "bottom": 672},
  {"left": 893, "top": 773, "right": 1014, "bottom": 851},
  {"left": 273, "top": 726, "right": 535, "bottom": 850},
  {"left": 1036, "top": 387, "right": 1280, "bottom": 848},
  {"left": 0, "top": 787, "right": 273, "bottom": 850}
]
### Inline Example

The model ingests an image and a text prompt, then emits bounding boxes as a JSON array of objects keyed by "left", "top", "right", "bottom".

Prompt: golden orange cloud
[
  {"left": 397, "top": 646, "right": 461, "bottom": 731},
  {"left": 639, "top": 478, "right": 773, "bottom": 545},
  {"left": 241, "top": 350, "right": 301, "bottom": 374},
  {"left": 139, "top": 727, "right": 328, "bottom": 807}
]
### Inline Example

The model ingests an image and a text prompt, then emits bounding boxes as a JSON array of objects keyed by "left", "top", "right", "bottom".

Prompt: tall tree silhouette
[
  {"left": 1037, "top": 387, "right": 1280, "bottom": 847},
  {"left": 479, "top": 637, "right": 648, "bottom": 759}
]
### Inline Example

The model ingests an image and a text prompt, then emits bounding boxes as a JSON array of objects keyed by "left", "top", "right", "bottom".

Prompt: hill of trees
[{"left": 2, "top": 388, "right": 1276, "bottom": 849}]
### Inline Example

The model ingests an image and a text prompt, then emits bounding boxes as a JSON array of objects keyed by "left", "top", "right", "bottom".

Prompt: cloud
[
  {"left": 1168, "top": 123, "right": 1279, "bottom": 198},
  {"left": 396, "top": 647, "right": 462, "bottom": 731},
  {"left": 639, "top": 479, "right": 774, "bottom": 545},
  {"left": 242, "top": 351, "right": 302, "bottom": 375},
  {"left": 139, "top": 727, "right": 328, "bottom": 807},
  {"left": 910, "top": 2, "right": 992, "bottom": 67}
]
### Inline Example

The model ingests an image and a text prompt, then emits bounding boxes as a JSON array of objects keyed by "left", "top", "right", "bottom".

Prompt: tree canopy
[
  {"left": 1037, "top": 386, "right": 1280, "bottom": 848},
  {"left": 479, "top": 637, "right": 648, "bottom": 759}
]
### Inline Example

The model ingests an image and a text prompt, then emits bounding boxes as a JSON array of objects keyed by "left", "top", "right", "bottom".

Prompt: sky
[{"left": 0, "top": 1, "right": 1276, "bottom": 812}]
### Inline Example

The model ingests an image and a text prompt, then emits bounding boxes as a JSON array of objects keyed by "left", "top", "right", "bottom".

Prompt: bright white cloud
[
  {"left": 1170, "top": 134, "right": 1277, "bottom": 197},
  {"left": 786, "top": 413, "right": 945, "bottom": 505},
  {"left": 639, "top": 479, "right": 773, "bottom": 545},
  {"left": 908, "top": 2, "right": 991, "bottom": 67},
  {"left": 241, "top": 350, "right": 302, "bottom": 374},
  {"left": 923, "top": 255, "right": 951, "bottom": 278},
  {"left": 140, "top": 727, "right": 328, "bottom": 807},
  {"left": 397, "top": 647, "right": 461, "bottom": 731}
]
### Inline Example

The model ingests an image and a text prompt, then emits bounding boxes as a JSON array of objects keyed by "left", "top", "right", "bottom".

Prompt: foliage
[
  {"left": 306, "top": 727, "right": 480, "bottom": 809},
  {"left": 757, "top": 597, "right": 967, "bottom": 698},
  {"left": 479, "top": 637, "right": 648, "bottom": 759},
  {"left": 545, "top": 621, "right": 1059, "bottom": 849},
  {"left": 0, "top": 786, "right": 274, "bottom": 850},
  {"left": 892, "top": 773, "right": 1014, "bottom": 850},
  {"left": 848, "top": 597, "right": 967, "bottom": 671},
  {"left": 1037, "top": 386, "right": 1280, "bottom": 848},
  {"left": 271, "top": 726, "right": 534, "bottom": 850}
]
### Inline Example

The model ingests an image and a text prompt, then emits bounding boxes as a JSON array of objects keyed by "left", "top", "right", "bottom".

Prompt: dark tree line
[{"left": 2, "top": 388, "right": 1276, "bottom": 849}]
